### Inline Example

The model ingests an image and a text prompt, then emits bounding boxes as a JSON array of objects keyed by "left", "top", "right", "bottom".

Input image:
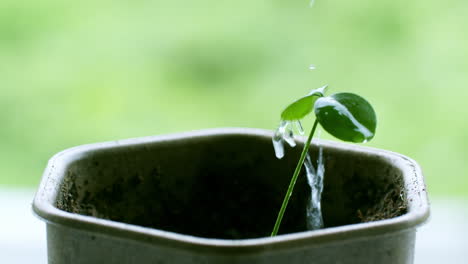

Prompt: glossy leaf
[
  {"left": 314, "top": 93, "right": 376, "bottom": 143},
  {"left": 281, "top": 85, "right": 327, "bottom": 121}
]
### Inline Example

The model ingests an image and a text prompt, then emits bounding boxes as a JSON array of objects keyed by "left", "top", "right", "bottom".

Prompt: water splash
[
  {"left": 304, "top": 144, "right": 325, "bottom": 230},
  {"left": 309, "top": 64, "right": 316, "bottom": 70},
  {"left": 273, "top": 120, "right": 305, "bottom": 159}
]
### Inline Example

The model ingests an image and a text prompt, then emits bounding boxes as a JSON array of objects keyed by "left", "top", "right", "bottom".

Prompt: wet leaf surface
[{"left": 314, "top": 93, "right": 376, "bottom": 143}]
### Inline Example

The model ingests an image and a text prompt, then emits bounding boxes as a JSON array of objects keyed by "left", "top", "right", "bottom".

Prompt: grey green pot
[{"left": 33, "top": 128, "right": 430, "bottom": 264}]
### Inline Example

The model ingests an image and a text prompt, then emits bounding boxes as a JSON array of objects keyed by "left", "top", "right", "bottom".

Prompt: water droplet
[
  {"left": 308, "top": 84, "right": 328, "bottom": 97},
  {"left": 272, "top": 120, "right": 297, "bottom": 155},
  {"left": 309, "top": 64, "right": 316, "bottom": 70},
  {"left": 272, "top": 129, "right": 284, "bottom": 159},
  {"left": 295, "top": 121, "right": 305, "bottom": 135},
  {"left": 278, "top": 120, "right": 288, "bottom": 134},
  {"left": 272, "top": 120, "right": 295, "bottom": 159},
  {"left": 283, "top": 126, "right": 296, "bottom": 147}
]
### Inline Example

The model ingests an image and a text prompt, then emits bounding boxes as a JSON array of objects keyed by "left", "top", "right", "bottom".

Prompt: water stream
[
  {"left": 272, "top": 122, "right": 325, "bottom": 230},
  {"left": 304, "top": 146, "right": 324, "bottom": 230}
]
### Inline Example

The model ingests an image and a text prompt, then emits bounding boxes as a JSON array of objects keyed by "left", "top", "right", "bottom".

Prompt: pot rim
[{"left": 32, "top": 127, "right": 430, "bottom": 254}]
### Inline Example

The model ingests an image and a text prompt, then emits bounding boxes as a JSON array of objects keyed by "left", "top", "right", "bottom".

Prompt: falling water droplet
[
  {"left": 283, "top": 123, "right": 296, "bottom": 147},
  {"left": 278, "top": 120, "right": 288, "bottom": 134},
  {"left": 272, "top": 126, "right": 284, "bottom": 159},
  {"left": 295, "top": 121, "right": 305, "bottom": 135},
  {"left": 309, "top": 0, "right": 316, "bottom": 8},
  {"left": 272, "top": 121, "right": 291, "bottom": 159},
  {"left": 272, "top": 129, "right": 284, "bottom": 159}
]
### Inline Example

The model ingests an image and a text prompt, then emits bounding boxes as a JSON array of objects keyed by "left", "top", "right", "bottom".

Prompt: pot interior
[{"left": 56, "top": 134, "right": 406, "bottom": 239}]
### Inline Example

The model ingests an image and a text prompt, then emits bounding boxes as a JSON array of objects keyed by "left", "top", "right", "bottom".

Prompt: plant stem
[{"left": 271, "top": 119, "right": 319, "bottom": 237}]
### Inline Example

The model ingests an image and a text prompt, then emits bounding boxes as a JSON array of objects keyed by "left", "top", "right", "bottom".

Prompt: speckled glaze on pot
[{"left": 33, "top": 128, "right": 429, "bottom": 264}]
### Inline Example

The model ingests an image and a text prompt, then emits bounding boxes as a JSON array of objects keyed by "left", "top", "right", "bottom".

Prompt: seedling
[{"left": 271, "top": 86, "right": 377, "bottom": 236}]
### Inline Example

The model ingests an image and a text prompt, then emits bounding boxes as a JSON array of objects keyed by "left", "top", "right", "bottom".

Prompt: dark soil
[
  {"left": 357, "top": 183, "right": 407, "bottom": 223},
  {"left": 323, "top": 166, "right": 407, "bottom": 226},
  {"left": 58, "top": 164, "right": 309, "bottom": 239},
  {"left": 56, "top": 135, "right": 407, "bottom": 239}
]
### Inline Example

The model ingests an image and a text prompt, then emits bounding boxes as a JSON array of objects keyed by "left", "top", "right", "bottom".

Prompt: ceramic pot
[{"left": 33, "top": 128, "right": 429, "bottom": 264}]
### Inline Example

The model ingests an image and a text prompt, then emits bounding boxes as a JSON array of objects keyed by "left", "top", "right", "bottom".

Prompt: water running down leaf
[{"left": 314, "top": 93, "right": 377, "bottom": 143}]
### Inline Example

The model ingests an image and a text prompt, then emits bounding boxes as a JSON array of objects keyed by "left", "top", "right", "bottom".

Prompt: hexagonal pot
[{"left": 33, "top": 128, "right": 429, "bottom": 264}]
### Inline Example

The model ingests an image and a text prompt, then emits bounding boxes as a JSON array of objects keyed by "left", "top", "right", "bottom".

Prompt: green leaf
[
  {"left": 281, "top": 85, "right": 327, "bottom": 121},
  {"left": 314, "top": 93, "right": 377, "bottom": 143}
]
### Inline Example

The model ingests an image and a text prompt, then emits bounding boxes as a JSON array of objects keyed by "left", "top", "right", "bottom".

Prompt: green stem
[{"left": 271, "top": 119, "right": 319, "bottom": 237}]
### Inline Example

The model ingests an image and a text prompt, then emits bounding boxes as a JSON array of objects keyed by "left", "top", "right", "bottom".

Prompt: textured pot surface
[{"left": 33, "top": 128, "right": 430, "bottom": 264}]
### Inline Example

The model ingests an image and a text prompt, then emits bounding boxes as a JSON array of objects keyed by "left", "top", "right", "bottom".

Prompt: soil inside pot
[{"left": 56, "top": 135, "right": 407, "bottom": 239}]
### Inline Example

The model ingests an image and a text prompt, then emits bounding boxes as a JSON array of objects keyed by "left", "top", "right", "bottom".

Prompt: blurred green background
[{"left": 1, "top": 0, "right": 466, "bottom": 195}]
